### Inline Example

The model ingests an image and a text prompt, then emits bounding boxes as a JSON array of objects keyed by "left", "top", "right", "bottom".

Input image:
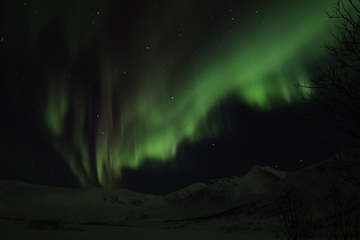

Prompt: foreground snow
[{"left": 0, "top": 218, "right": 276, "bottom": 240}]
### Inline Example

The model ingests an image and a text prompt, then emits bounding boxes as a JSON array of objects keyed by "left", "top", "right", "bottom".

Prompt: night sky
[{"left": 0, "top": 0, "right": 350, "bottom": 195}]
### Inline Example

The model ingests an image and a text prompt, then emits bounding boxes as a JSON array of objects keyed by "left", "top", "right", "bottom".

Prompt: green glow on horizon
[{"left": 41, "top": 0, "right": 343, "bottom": 189}]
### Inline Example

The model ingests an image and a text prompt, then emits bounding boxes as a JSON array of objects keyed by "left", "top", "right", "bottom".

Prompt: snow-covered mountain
[
  {"left": 0, "top": 164, "right": 289, "bottom": 223},
  {"left": 0, "top": 147, "right": 359, "bottom": 239}
]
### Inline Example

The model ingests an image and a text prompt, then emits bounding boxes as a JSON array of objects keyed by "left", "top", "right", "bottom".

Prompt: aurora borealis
[{"left": 0, "top": 0, "right": 349, "bottom": 192}]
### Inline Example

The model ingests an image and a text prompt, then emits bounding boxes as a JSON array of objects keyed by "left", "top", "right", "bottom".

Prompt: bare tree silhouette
[
  {"left": 273, "top": 185, "right": 318, "bottom": 240},
  {"left": 322, "top": 181, "right": 360, "bottom": 240},
  {"left": 296, "top": 0, "right": 360, "bottom": 188}
]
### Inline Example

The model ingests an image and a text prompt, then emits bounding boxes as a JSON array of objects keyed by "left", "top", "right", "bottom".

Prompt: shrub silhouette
[{"left": 26, "top": 218, "right": 83, "bottom": 231}]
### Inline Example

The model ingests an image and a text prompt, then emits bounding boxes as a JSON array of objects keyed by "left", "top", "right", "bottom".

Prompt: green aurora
[
  {"left": 46, "top": 1, "right": 339, "bottom": 189},
  {"left": 3, "top": 0, "right": 346, "bottom": 189}
]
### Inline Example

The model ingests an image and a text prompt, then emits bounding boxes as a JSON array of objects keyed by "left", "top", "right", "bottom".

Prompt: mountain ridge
[
  {"left": 1, "top": 148, "right": 359, "bottom": 224},
  {"left": 0, "top": 165, "right": 288, "bottom": 222}
]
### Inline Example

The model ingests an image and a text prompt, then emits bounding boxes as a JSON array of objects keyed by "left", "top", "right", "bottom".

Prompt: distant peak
[
  {"left": 247, "top": 165, "right": 289, "bottom": 180},
  {"left": 248, "top": 165, "right": 269, "bottom": 173},
  {"left": 249, "top": 165, "right": 262, "bottom": 170}
]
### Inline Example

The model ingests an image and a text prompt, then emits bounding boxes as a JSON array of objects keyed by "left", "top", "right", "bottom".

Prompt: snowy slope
[
  {"left": 218, "top": 146, "right": 360, "bottom": 219},
  {"left": 1, "top": 148, "right": 360, "bottom": 240},
  {"left": 0, "top": 180, "right": 164, "bottom": 223},
  {"left": 157, "top": 165, "right": 289, "bottom": 220},
  {"left": 1, "top": 147, "right": 359, "bottom": 239},
  {"left": 0, "top": 165, "right": 288, "bottom": 223}
]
